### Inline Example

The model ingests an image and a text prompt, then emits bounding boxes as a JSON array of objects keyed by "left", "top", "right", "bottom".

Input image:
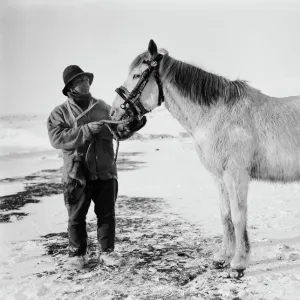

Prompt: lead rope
[
  {"left": 85, "top": 118, "right": 134, "bottom": 175},
  {"left": 66, "top": 99, "right": 133, "bottom": 175}
]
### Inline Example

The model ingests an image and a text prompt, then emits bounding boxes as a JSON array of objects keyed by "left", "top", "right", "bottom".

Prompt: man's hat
[{"left": 62, "top": 65, "right": 94, "bottom": 96}]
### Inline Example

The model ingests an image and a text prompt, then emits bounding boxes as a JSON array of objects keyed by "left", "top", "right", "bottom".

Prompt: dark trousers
[{"left": 64, "top": 179, "right": 118, "bottom": 257}]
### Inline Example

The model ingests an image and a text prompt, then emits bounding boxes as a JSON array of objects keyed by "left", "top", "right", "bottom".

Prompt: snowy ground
[{"left": 0, "top": 109, "right": 300, "bottom": 299}]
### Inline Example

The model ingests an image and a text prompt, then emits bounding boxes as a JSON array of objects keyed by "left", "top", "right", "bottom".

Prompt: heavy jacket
[{"left": 47, "top": 98, "right": 118, "bottom": 182}]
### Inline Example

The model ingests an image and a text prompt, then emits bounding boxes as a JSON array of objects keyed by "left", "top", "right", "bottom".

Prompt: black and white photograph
[{"left": 1, "top": 0, "right": 300, "bottom": 299}]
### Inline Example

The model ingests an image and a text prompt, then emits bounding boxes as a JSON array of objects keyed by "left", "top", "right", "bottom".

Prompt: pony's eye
[{"left": 133, "top": 74, "right": 141, "bottom": 79}]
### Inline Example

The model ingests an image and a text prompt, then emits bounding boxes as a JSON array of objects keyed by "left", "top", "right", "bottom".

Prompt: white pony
[{"left": 110, "top": 39, "right": 300, "bottom": 278}]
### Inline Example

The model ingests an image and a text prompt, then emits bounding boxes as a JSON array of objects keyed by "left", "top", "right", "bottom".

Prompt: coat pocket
[{"left": 66, "top": 154, "right": 86, "bottom": 187}]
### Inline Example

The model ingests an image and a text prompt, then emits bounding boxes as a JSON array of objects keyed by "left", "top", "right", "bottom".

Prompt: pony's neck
[
  {"left": 163, "top": 82, "right": 206, "bottom": 134},
  {"left": 158, "top": 55, "right": 248, "bottom": 131},
  {"left": 158, "top": 54, "right": 249, "bottom": 135}
]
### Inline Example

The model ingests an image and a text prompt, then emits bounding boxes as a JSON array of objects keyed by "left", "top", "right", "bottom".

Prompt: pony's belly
[
  {"left": 250, "top": 168, "right": 300, "bottom": 182},
  {"left": 250, "top": 150, "right": 300, "bottom": 182}
]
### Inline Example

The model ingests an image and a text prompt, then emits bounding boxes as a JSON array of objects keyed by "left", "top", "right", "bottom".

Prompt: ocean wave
[
  {"left": 0, "top": 109, "right": 185, "bottom": 156},
  {"left": 0, "top": 127, "right": 51, "bottom": 156}
]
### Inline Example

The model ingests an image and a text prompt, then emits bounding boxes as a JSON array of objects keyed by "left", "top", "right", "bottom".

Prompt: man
[{"left": 47, "top": 65, "right": 146, "bottom": 269}]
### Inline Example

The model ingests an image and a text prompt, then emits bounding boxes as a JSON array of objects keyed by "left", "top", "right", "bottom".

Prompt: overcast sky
[{"left": 1, "top": 0, "right": 300, "bottom": 115}]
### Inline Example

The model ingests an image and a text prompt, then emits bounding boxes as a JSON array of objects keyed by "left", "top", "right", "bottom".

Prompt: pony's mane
[{"left": 130, "top": 52, "right": 248, "bottom": 106}]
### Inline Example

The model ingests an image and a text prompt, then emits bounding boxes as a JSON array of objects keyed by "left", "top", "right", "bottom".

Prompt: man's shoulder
[{"left": 49, "top": 101, "right": 68, "bottom": 118}]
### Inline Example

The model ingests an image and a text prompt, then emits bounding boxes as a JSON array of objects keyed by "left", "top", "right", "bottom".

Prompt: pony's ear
[{"left": 148, "top": 39, "right": 158, "bottom": 59}]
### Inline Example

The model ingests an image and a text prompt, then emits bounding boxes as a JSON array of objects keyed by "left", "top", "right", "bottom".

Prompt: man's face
[{"left": 70, "top": 74, "right": 90, "bottom": 94}]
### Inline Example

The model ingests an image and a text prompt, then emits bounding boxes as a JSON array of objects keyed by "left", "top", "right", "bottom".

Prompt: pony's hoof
[
  {"left": 212, "top": 260, "right": 227, "bottom": 269},
  {"left": 229, "top": 268, "right": 245, "bottom": 279}
]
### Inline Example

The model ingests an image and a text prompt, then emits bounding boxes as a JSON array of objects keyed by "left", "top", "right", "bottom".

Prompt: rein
[
  {"left": 85, "top": 118, "right": 134, "bottom": 175},
  {"left": 115, "top": 54, "right": 164, "bottom": 119},
  {"left": 66, "top": 99, "right": 134, "bottom": 176}
]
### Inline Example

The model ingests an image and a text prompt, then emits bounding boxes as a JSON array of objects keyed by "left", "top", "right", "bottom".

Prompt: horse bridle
[{"left": 115, "top": 54, "right": 164, "bottom": 119}]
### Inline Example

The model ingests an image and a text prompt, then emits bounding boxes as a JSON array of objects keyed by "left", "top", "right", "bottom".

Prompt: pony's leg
[
  {"left": 213, "top": 177, "right": 236, "bottom": 269},
  {"left": 223, "top": 169, "right": 250, "bottom": 278}
]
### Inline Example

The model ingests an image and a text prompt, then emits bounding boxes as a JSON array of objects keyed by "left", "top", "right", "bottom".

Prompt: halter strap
[{"left": 115, "top": 54, "right": 164, "bottom": 119}]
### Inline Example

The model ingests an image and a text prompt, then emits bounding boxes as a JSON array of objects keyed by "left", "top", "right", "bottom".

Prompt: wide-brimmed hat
[{"left": 62, "top": 65, "right": 94, "bottom": 96}]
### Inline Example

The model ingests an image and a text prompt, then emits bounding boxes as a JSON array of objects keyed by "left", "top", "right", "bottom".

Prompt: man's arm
[{"left": 47, "top": 108, "right": 93, "bottom": 150}]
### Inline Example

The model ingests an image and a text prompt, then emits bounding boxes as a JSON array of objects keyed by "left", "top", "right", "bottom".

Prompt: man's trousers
[{"left": 63, "top": 178, "right": 118, "bottom": 256}]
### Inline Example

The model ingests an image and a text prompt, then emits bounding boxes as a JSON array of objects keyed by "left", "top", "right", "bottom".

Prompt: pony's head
[{"left": 110, "top": 39, "right": 166, "bottom": 121}]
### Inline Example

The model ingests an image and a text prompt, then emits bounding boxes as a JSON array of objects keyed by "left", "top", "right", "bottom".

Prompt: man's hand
[{"left": 87, "top": 121, "right": 104, "bottom": 134}]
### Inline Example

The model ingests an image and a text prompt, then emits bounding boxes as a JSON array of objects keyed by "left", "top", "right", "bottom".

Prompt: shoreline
[
  {"left": 1, "top": 179, "right": 250, "bottom": 299},
  {"left": 0, "top": 168, "right": 63, "bottom": 223},
  {"left": 0, "top": 145, "right": 248, "bottom": 300},
  {"left": 1, "top": 137, "right": 300, "bottom": 299},
  {"left": 0, "top": 151, "right": 146, "bottom": 223}
]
